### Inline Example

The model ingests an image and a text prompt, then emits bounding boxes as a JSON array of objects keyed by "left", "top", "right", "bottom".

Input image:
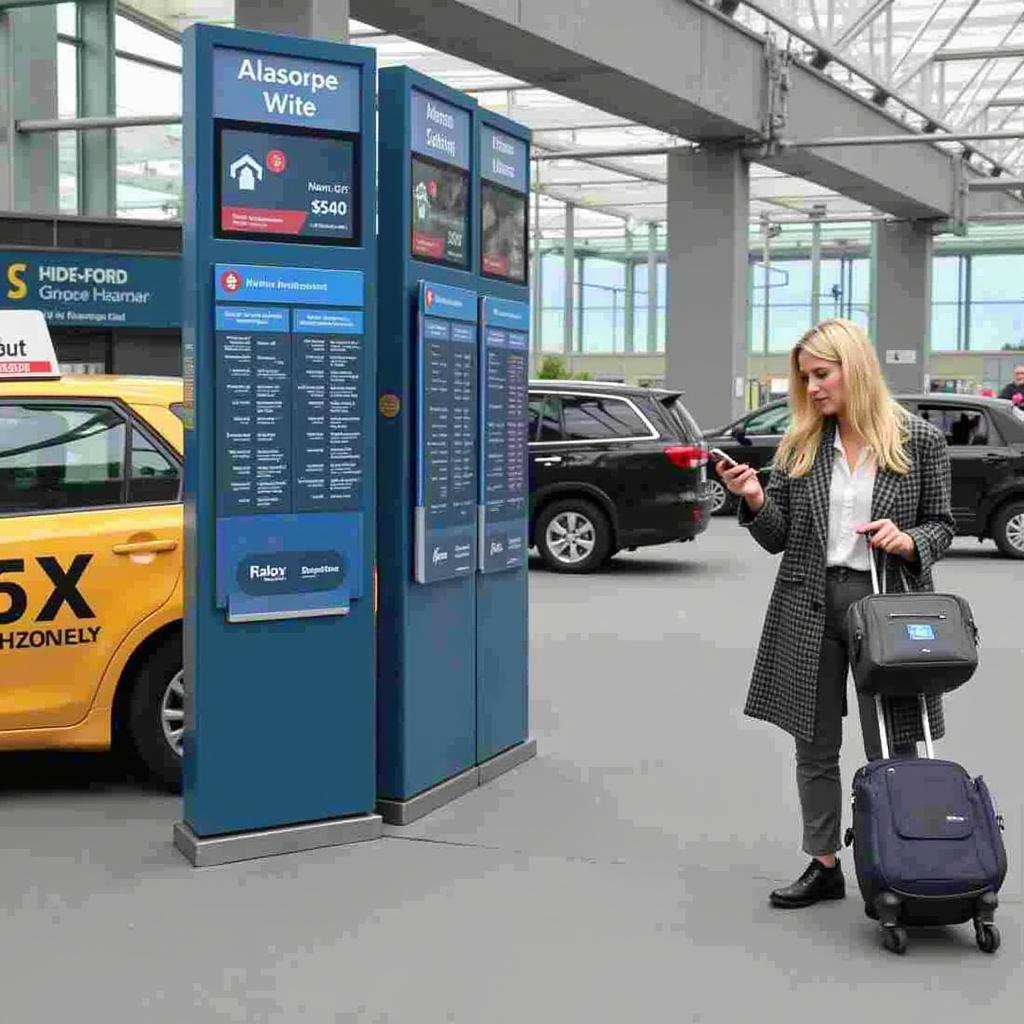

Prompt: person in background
[
  {"left": 999, "top": 365, "right": 1024, "bottom": 405},
  {"left": 716, "top": 319, "right": 955, "bottom": 910}
]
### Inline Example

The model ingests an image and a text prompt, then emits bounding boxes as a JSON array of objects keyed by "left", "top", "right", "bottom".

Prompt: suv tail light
[{"left": 664, "top": 445, "right": 708, "bottom": 469}]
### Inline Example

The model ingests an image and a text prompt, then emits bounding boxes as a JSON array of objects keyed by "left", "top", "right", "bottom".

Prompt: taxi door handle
[{"left": 112, "top": 539, "right": 179, "bottom": 555}]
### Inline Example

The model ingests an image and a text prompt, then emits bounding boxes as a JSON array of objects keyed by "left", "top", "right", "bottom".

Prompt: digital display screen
[
  {"left": 216, "top": 121, "right": 360, "bottom": 246},
  {"left": 481, "top": 181, "right": 527, "bottom": 284},
  {"left": 410, "top": 155, "right": 469, "bottom": 269}
]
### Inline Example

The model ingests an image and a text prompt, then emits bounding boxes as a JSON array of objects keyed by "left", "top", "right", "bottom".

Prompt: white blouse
[{"left": 826, "top": 432, "right": 876, "bottom": 570}]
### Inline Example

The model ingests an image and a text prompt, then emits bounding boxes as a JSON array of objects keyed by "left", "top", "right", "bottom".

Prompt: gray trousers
[{"left": 796, "top": 567, "right": 916, "bottom": 856}]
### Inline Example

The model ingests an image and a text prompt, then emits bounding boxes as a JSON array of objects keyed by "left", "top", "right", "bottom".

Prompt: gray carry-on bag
[{"left": 845, "top": 549, "right": 978, "bottom": 698}]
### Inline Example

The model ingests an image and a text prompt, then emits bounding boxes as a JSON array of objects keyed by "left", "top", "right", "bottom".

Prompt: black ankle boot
[{"left": 769, "top": 858, "right": 846, "bottom": 909}]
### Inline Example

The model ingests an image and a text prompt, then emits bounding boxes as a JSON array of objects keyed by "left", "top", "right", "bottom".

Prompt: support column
[
  {"left": 623, "top": 226, "right": 634, "bottom": 353},
  {"left": 530, "top": 185, "right": 542, "bottom": 363},
  {"left": 0, "top": 5, "right": 58, "bottom": 212},
  {"left": 234, "top": 0, "right": 350, "bottom": 39},
  {"left": 563, "top": 202, "right": 574, "bottom": 357},
  {"left": 810, "top": 214, "right": 822, "bottom": 325},
  {"left": 871, "top": 220, "right": 930, "bottom": 393},
  {"left": 79, "top": 0, "right": 116, "bottom": 216},
  {"left": 646, "top": 223, "right": 658, "bottom": 353},
  {"left": 666, "top": 147, "right": 749, "bottom": 427}
]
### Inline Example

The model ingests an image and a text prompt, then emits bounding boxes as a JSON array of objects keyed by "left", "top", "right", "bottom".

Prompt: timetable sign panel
[
  {"left": 414, "top": 280, "right": 478, "bottom": 584},
  {"left": 478, "top": 297, "right": 529, "bottom": 573}
]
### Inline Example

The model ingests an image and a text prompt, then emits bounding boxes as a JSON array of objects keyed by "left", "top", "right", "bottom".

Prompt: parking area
[{"left": 1, "top": 519, "right": 1020, "bottom": 1022}]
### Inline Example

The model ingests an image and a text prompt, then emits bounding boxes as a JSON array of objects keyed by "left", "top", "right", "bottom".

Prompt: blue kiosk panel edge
[
  {"left": 376, "top": 68, "right": 479, "bottom": 802},
  {"left": 474, "top": 108, "right": 532, "bottom": 765}
]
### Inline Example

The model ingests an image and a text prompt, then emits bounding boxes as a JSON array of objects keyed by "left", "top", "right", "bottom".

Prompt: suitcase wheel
[
  {"left": 975, "top": 923, "right": 1000, "bottom": 954},
  {"left": 882, "top": 926, "right": 908, "bottom": 955}
]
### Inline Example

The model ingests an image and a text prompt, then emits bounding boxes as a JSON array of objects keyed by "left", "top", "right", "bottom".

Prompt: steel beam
[
  {"left": 934, "top": 46, "right": 1024, "bottom": 62},
  {"left": 533, "top": 146, "right": 679, "bottom": 161},
  {"left": 966, "top": 178, "right": 1024, "bottom": 192},
  {"left": 18, "top": 113, "right": 181, "bottom": 131},
  {"left": 831, "top": 0, "right": 897, "bottom": 55},
  {"left": 778, "top": 130, "right": 1024, "bottom": 148}
]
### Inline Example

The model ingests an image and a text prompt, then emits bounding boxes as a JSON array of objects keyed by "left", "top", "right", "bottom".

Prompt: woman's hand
[
  {"left": 857, "top": 519, "right": 916, "bottom": 560},
  {"left": 716, "top": 459, "right": 765, "bottom": 510}
]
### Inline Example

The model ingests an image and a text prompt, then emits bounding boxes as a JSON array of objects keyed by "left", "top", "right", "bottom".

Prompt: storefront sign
[{"left": 1, "top": 250, "right": 181, "bottom": 328}]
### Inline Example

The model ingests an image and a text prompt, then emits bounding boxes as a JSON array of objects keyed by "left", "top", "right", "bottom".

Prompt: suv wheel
[
  {"left": 707, "top": 479, "right": 735, "bottom": 516},
  {"left": 993, "top": 500, "right": 1024, "bottom": 559},
  {"left": 536, "top": 498, "right": 612, "bottom": 573},
  {"left": 126, "top": 638, "right": 184, "bottom": 792}
]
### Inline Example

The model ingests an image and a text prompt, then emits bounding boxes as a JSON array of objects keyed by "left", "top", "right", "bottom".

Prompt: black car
[
  {"left": 528, "top": 380, "right": 712, "bottom": 572},
  {"left": 703, "top": 393, "right": 1024, "bottom": 558}
]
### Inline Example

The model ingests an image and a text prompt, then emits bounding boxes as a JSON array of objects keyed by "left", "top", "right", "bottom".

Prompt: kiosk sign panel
[
  {"left": 415, "top": 281, "right": 477, "bottom": 583},
  {"left": 479, "top": 298, "right": 529, "bottom": 572},
  {"left": 218, "top": 126, "right": 357, "bottom": 242},
  {"left": 479, "top": 127, "right": 528, "bottom": 284},
  {"left": 409, "top": 91, "right": 470, "bottom": 269},
  {"left": 212, "top": 48, "right": 360, "bottom": 131},
  {"left": 213, "top": 263, "right": 365, "bottom": 619}
]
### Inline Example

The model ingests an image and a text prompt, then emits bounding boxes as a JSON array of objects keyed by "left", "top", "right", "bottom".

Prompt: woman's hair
[{"left": 774, "top": 318, "right": 910, "bottom": 478}]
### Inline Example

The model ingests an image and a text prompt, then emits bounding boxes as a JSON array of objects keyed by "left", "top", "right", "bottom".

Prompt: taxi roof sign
[{"left": 0, "top": 309, "right": 60, "bottom": 379}]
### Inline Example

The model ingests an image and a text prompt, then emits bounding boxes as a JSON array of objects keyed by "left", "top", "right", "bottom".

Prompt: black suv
[
  {"left": 527, "top": 380, "right": 712, "bottom": 572},
  {"left": 703, "top": 393, "right": 1024, "bottom": 558}
]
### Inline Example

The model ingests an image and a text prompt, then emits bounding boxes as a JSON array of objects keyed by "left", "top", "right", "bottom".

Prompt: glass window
[
  {"left": 529, "top": 395, "right": 563, "bottom": 442},
  {"left": 970, "top": 254, "right": 1023, "bottom": 303},
  {"left": 743, "top": 404, "right": 790, "bottom": 435},
  {"left": 56, "top": 3, "right": 77, "bottom": 37},
  {"left": 0, "top": 405, "right": 125, "bottom": 513},
  {"left": 969, "top": 303, "right": 1024, "bottom": 353},
  {"left": 115, "top": 15, "right": 183, "bottom": 67},
  {"left": 561, "top": 396, "right": 649, "bottom": 441},
  {"left": 931, "top": 256, "right": 963, "bottom": 352},
  {"left": 917, "top": 406, "right": 996, "bottom": 447},
  {"left": 128, "top": 429, "right": 179, "bottom": 503}
]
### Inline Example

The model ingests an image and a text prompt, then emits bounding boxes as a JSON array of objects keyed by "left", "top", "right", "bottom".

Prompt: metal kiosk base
[
  {"left": 173, "top": 813, "right": 383, "bottom": 868},
  {"left": 378, "top": 738, "right": 537, "bottom": 826}
]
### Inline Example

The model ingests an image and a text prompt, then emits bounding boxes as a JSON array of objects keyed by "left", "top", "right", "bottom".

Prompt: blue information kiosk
[
  {"left": 376, "top": 68, "right": 534, "bottom": 825},
  {"left": 174, "top": 25, "right": 381, "bottom": 865}
]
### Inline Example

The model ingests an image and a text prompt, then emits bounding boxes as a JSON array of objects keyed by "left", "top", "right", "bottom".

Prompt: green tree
[{"left": 536, "top": 355, "right": 590, "bottom": 380}]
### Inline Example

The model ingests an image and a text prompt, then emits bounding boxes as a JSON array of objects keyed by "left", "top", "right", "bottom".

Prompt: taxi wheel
[{"left": 127, "top": 639, "right": 183, "bottom": 793}]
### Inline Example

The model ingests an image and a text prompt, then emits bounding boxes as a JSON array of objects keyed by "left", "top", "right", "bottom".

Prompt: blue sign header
[
  {"left": 212, "top": 46, "right": 360, "bottom": 132},
  {"left": 410, "top": 89, "right": 471, "bottom": 170},
  {"left": 215, "top": 263, "right": 364, "bottom": 307},
  {"left": 480, "top": 126, "right": 528, "bottom": 193},
  {"left": 418, "top": 280, "right": 477, "bottom": 322},
  {"left": 292, "top": 308, "right": 364, "bottom": 333},
  {"left": 215, "top": 305, "right": 289, "bottom": 332},
  {"left": 1, "top": 250, "right": 181, "bottom": 328},
  {"left": 482, "top": 297, "right": 529, "bottom": 333}
]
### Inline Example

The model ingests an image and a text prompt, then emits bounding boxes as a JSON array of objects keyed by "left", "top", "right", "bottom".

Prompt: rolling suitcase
[{"left": 843, "top": 550, "right": 1007, "bottom": 955}]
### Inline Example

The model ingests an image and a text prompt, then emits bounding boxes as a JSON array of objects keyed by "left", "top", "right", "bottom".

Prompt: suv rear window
[
  {"left": 561, "top": 395, "right": 651, "bottom": 441},
  {"left": 660, "top": 396, "right": 702, "bottom": 443}
]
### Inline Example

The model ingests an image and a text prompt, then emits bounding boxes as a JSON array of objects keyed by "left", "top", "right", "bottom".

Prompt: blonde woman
[{"left": 716, "top": 319, "right": 954, "bottom": 909}]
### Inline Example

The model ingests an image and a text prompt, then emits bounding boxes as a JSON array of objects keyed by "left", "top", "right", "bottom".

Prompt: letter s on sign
[
  {"left": 0, "top": 559, "right": 28, "bottom": 625},
  {"left": 6, "top": 262, "right": 28, "bottom": 301}
]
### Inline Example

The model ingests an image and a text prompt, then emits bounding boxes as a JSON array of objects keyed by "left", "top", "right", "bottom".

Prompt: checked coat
[{"left": 738, "top": 414, "right": 955, "bottom": 747}]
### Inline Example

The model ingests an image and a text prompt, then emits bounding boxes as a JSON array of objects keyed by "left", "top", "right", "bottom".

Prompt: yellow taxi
[{"left": 1, "top": 313, "right": 183, "bottom": 789}]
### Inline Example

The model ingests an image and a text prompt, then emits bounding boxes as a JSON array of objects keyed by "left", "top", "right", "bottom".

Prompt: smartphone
[{"left": 708, "top": 448, "right": 738, "bottom": 469}]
